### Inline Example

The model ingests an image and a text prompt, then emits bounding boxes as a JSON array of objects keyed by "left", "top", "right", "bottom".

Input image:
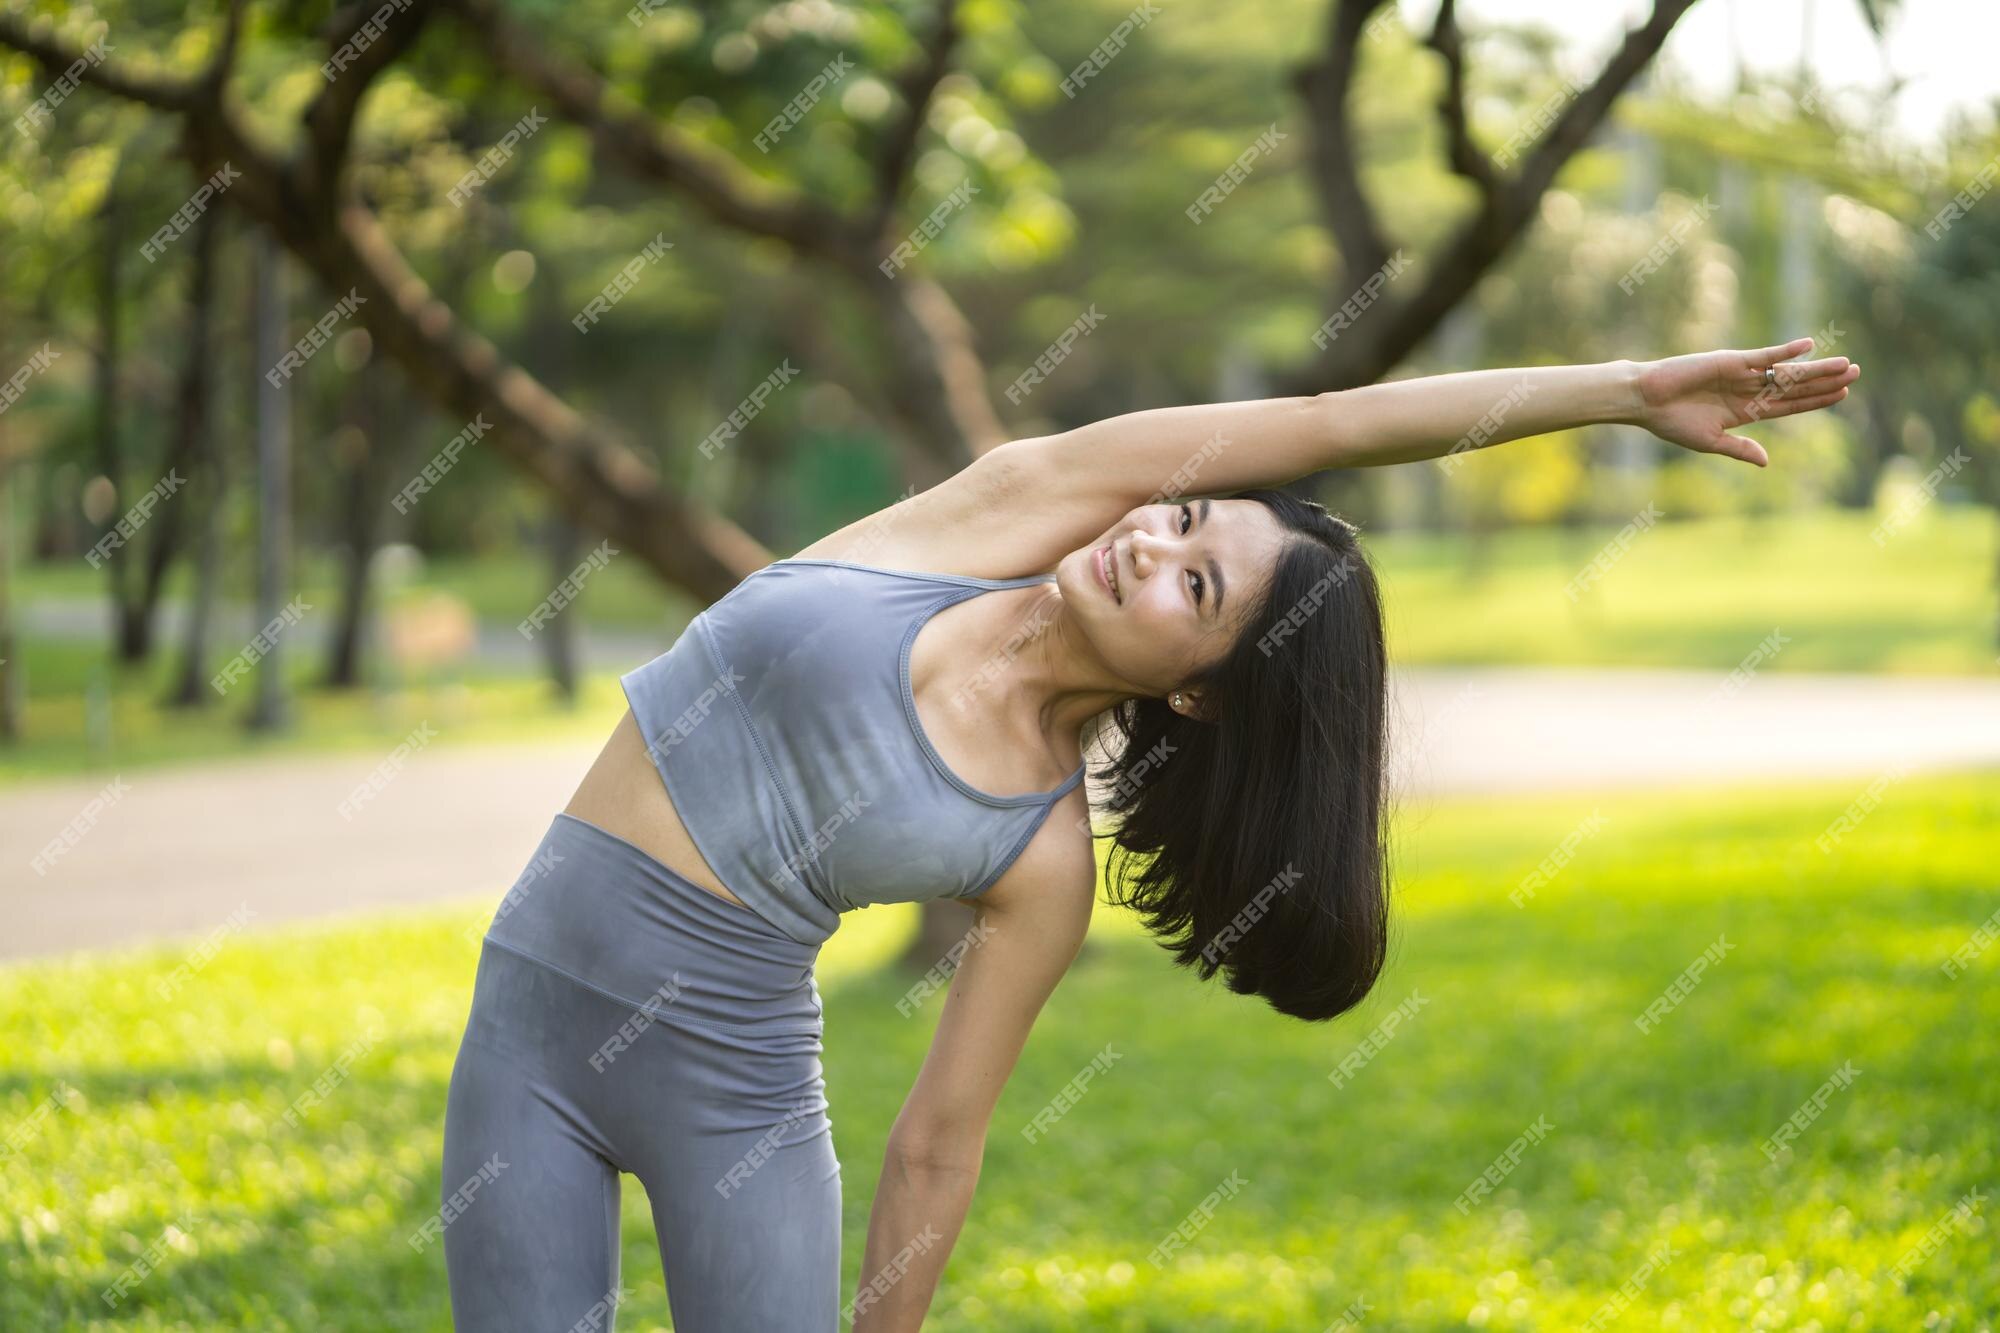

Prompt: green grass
[
  {"left": 0, "top": 636, "right": 626, "bottom": 785},
  {"left": 0, "top": 550, "right": 666, "bottom": 783},
  {"left": 4, "top": 772, "right": 1995, "bottom": 1329},
  {"left": 12, "top": 549, "right": 699, "bottom": 636},
  {"left": 1369, "top": 507, "right": 1999, "bottom": 675}
]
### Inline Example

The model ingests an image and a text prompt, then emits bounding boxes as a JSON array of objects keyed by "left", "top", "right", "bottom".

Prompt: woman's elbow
[{"left": 885, "top": 1119, "right": 986, "bottom": 1177}]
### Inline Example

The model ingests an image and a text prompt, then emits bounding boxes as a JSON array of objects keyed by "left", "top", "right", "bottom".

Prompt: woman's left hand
[{"left": 1634, "top": 337, "right": 1860, "bottom": 468}]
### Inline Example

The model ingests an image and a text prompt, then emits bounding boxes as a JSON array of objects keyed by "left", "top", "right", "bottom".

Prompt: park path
[{"left": 4, "top": 666, "right": 1998, "bottom": 963}]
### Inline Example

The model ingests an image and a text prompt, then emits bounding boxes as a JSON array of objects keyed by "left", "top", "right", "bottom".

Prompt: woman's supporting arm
[{"left": 851, "top": 813, "right": 1096, "bottom": 1332}]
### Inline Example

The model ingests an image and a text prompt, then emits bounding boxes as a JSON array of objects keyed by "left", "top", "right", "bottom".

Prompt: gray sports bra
[{"left": 620, "top": 557, "right": 1086, "bottom": 945}]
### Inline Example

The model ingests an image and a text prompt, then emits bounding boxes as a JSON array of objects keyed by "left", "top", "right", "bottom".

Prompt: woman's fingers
[
  {"left": 1709, "top": 347, "right": 1857, "bottom": 467},
  {"left": 1715, "top": 433, "right": 1771, "bottom": 467},
  {"left": 1739, "top": 363, "right": 1858, "bottom": 416},
  {"left": 1746, "top": 336, "right": 1816, "bottom": 365},
  {"left": 1771, "top": 356, "right": 1853, "bottom": 388},
  {"left": 1759, "top": 384, "right": 1852, "bottom": 420}
]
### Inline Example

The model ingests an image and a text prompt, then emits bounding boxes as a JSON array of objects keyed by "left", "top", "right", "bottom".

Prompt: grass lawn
[
  {"left": 1372, "top": 507, "right": 1998, "bottom": 675},
  {"left": 0, "top": 638, "right": 627, "bottom": 785},
  {"left": 11, "top": 548, "right": 701, "bottom": 639},
  {"left": 3, "top": 771, "right": 1994, "bottom": 1329}
]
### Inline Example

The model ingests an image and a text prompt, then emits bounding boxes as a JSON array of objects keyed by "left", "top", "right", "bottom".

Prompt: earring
[{"left": 1171, "top": 692, "right": 1185, "bottom": 710}]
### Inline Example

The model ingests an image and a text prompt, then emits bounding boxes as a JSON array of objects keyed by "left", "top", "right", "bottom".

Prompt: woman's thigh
[
  {"left": 615, "top": 1020, "right": 844, "bottom": 1332},
  {"left": 441, "top": 947, "right": 627, "bottom": 1332}
]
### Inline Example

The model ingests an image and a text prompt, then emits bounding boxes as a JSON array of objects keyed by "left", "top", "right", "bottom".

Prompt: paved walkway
[{"left": 4, "top": 667, "right": 1997, "bottom": 962}]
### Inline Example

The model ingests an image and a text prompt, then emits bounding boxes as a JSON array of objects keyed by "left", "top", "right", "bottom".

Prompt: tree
[
  {"left": 0, "top": 429, "right": 22, "bottom": 741},
  {"left": 168, "top": 211, "right": 236, "bottom": 710},
  {"left": 1825, "top": 127, "right": 2000, "bottom": 646},
  {"left": 246, "top": 230, "right": 292, "bottom": 732}
]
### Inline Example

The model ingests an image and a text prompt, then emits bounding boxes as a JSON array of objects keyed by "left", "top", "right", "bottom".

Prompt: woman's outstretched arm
[
  {"left": 1027, "top": 336, "right": 1857, "bottom": 503},
  {"left": 799, "top": 338, "right": 1856, "bottom": 582}
]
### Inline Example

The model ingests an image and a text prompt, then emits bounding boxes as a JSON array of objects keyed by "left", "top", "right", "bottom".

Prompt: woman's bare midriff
[{"left": 563, "top": 709, "right": 753, "bottom": 910}]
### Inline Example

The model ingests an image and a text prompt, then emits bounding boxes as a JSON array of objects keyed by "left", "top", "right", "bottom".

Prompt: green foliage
[{"left": 2, "top": 772, "right": 1993, "bottom": 1327}]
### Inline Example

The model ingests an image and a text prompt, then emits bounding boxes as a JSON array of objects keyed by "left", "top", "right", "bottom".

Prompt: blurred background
[{"left": 1, "top": 0, "right": 1995, "bottom": 1328}]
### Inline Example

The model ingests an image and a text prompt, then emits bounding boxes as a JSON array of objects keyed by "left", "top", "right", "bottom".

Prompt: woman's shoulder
[
  {"left": 788, "top": 511, "right": 1046, "bottom": 584},
  {"left": 789, "top": 441, "right": 1097, "bottom": 582},
  {"left": 975, "top": 783, "right": 1098, "bottom": 919}
]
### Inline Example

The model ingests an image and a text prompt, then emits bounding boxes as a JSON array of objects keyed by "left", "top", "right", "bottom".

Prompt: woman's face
[{"left": 1056, "top": 497, "right": 1288, "bottom": 698}]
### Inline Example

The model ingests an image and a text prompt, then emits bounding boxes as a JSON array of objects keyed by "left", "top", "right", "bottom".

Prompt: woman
[{"left": 441, "top": 339, "right": 1856, "bottom": 1330}]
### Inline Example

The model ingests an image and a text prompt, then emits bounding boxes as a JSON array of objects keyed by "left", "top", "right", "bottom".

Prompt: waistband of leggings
[{"left": 481, "top": 814, "right": 822, "bottom": 1035}]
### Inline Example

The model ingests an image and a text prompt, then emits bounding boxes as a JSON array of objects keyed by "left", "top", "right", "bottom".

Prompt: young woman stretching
[{"left": 441, "top": 338, "right": 1857, "bottom": 1330}]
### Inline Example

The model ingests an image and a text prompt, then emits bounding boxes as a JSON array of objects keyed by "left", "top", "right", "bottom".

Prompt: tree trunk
[
  {"left": 127, "top": 204, "right": 222, "bottom": 662},
  {"left": 167, "top": 404, "right": 230, "bottom": 709},
  {"left": 1840, "top": 386, "right": 1900, "bottom": 509},
  {"left": 0, "top": 450, "right": 21, "bottom": 742},
  {"left": 286, "top": 192, "right": 767, "bottom": 602},
  {"left": 95, "top": 174, "right": 146, "bottom": 664},
  {"left": 246, "top": 231, "right": 292, "bottom": 732},
  {"left": 168, "top": 456, "right": 228, "bottom": 709},
  {"left": 540, "top": 512, "right": 583, "bottom": 703},
  {"left": 324, "top": 372, "right": 397, "bottom": 690},
  {"left": 527, "top": 252, "right": 583, "bottom": 704},
  {"left": 166, "top": 214, "right": 228, "bottom": 708},
  {"left": 322, "top": 429, "right": 374, "bottom": 691}
]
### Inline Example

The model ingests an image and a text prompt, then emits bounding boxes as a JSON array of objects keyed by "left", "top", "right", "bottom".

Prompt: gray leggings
[{"left": 442, "top": 814, "right": 841, "bottom": 1331}]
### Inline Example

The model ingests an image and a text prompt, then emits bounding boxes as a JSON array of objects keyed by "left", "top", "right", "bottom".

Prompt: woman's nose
[{"left": 1128, "top": 528, "right": 1162, "bottom": 577}]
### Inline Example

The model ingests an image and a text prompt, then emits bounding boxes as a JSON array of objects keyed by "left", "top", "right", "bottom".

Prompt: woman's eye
[
  {"left": 1178, "top": 503, "right": 1192, "bottom": 534},
  {"left": 1188, "top": 570, "right": 1205, "bottom": 605}
]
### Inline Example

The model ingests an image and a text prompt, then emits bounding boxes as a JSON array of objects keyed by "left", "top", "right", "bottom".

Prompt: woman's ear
[{"left": 1168, "top": 687, "right": 1217, "bottom": 722}]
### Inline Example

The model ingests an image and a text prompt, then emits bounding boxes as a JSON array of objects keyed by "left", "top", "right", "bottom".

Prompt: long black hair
[{"left": 1092, "top": 489, "right": 1390, "bottom": 1022}]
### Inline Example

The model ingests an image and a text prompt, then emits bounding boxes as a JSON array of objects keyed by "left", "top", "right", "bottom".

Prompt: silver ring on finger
[{"left": 1763, "top": 367, "right": 1778, "bottom": 388}]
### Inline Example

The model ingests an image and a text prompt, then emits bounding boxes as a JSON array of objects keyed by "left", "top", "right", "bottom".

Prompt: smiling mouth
[{"left": 1096, "top": 543, "right": 1121, "bottom": 603}]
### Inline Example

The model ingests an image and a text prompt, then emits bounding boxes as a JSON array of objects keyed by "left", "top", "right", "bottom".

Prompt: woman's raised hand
[{"left": 1634, "top": 337, "right": 1861, "bottom": 467}]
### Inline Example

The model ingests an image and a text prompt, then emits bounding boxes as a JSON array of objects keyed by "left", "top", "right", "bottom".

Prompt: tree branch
[
  {"left": 1505, "top": 0, "right": 1696, "bottom": 208},
  {"left": 1282, "top": 0, "right": 1698, "bottom": 395},
  {"left": 1425, "top": 0, "right": 1498, "bottom": 196},
  {"left": 322, "top": 198, "right": 771, "bottom": 598},
  {"left": 866, "top": 0, "right": 962, "bottom": 239},
  {"left": 449, "top": 0, "right": 1007, "bottom": 467},
  {"left": 199, "top": 0, "right": 247, "bottom": 93},
  {"left": 3, "top": 3, "right": 1005, "bottom": 579},
  {"left": 305, "top": 0, "right": 440, "bottom": 191},
  {"left": 0, "top": 12, "right": 200, "bottom": 113},
  {"left": 1292, "top": 0, "right": 1396, "bottom": 287},
  {"left": 771, "top": 279, "right": 957, "bottom": 490},
  {"left": 863, "top": 271, "right": 1008, "bottom": 457},
  {"left": 450, "top": 0, "right": 856, "bottom": 262},
  {"left": 0, "top": 14, "right": 771, "bottom": 602}
]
